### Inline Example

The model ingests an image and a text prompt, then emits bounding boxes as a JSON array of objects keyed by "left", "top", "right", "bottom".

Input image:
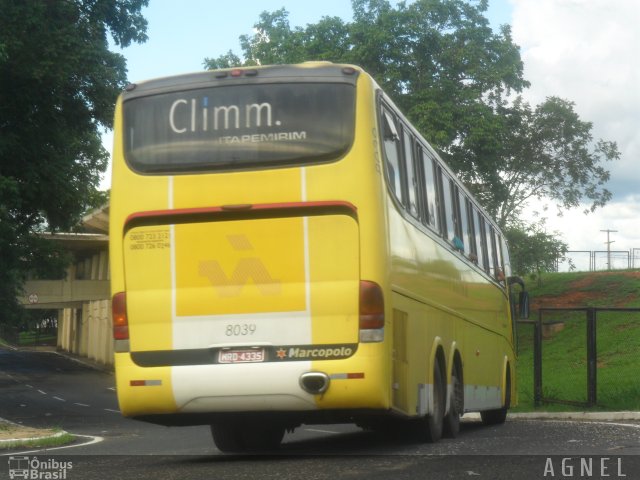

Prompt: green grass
[
  {"left": 514, "top": 270, "right": 640, "bottom": 412},
  {"left": 17, "top": 331, "right": 56, "bottom": 346},
  {"left": 0, "top": 421, "right": 75, "bottom": 450},
  {"left": 0, "top": 432, "right": 75, "bottom": 450}
]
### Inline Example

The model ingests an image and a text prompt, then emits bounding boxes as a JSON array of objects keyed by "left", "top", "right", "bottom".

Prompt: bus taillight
[
  {"left": 112, "top": 292, "right": 129, "bottom": 341},
  {"left": 359, "top": 281, "right": 384, "bottom": 343}
]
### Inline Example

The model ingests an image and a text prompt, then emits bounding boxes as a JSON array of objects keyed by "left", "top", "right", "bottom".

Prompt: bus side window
[
  {"left": 450, "top": 184, "right": 464, "bottom": 252},
  {"left": 475, "top": 209, "right": 488, "bottom": 273},
  {"left": 401, "top": 126, "right": 419, "bottom": 218},
  {"left": 381, "top": 110, "right": 405, "bottom": 203},
  {"left": 458, "top": 191, "right": 471, "bottom": 256},
  {"left": 421, "top": 150, "right": 440, "bottom": 232},
  {"left": 488, "top": 225, "right": 502, "bottom": 281},
  {"left": 500, "top": 234, "right": 512, "bottom": 278},
  {"left": 495, "top": 232, "right": 507, "bottom": 282},
  {"left": 485, "top": 222, "right": 496, "bottom": 277},
  {"left": 465, "top": 198, "right": 478, "bottom": 263},
  {"left": 439, "top": 171, "right": 456, "bottom": 245}
]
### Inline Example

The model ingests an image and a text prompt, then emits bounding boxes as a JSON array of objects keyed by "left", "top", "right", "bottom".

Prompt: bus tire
[
  {"left": 210, "top": 424, "right": 244, "bottom": 453},
  {"left": 419, "top": 356, "right": 445, "bottom": 443},
  {"left": 443, "top": 362, "right": 462, "bottom": 438},
  {"left": 211, "top": 423, "right": 285, "bottom": 453},
  {"left": 481, "top": 366, "right": 511, "bottom": 426},
  {"left": 242, "top": 425, "right": 285, "bottom": 451}
]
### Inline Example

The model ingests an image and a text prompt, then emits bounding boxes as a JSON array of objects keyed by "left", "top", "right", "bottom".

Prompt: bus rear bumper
[{"left": 115, "top": 348, "right": 389, "bottom": 418}]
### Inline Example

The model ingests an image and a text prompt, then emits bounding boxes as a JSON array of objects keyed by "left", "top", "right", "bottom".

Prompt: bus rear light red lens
[
  {"left": 359, "top": 281, "right": 384, "bottom": 329},
  {"left": 112, "top": 292, "right": 129, "bottom": 340},
  {"left": 230, "top": 69, "right": 243, "bottom": 77},
  {"left": 130, "top": 379, "right": 162, "bottom": 387}
]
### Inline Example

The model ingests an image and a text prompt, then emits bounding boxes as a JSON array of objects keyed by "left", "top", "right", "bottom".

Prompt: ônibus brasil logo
[{"left": 8, "top": 456, "right": 73, "bottom": 480}]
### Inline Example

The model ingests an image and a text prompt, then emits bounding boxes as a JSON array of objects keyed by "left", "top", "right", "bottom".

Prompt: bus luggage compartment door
[{"left": 123, "top": 211, "right": 360, "bottom": 355}]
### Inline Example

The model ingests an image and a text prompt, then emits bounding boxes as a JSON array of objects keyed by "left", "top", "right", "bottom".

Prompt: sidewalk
[{"left": 509, "top": 411, "right": 640, "bottom": 421}]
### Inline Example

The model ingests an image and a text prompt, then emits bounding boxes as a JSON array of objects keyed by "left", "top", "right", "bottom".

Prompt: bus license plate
[{"left": 218, "top": 349, "right": 265, "bottom": 364}]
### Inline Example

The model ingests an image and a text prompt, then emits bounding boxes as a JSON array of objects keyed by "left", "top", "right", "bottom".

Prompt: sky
[{"left": 102, "top": 0, "right": 640, "bottom": 258}]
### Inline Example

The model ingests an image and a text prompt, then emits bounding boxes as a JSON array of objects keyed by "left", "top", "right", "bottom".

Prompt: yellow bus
[{"left": 109, "top": 62, "right": 528, "bottom": 452}]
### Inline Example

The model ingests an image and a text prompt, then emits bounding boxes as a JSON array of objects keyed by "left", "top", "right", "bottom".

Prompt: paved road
[{"left": 1, "top": 348, "right": 639, "bottom": 479}]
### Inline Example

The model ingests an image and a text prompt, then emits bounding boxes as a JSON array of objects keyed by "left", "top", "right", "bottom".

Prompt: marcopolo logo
[
  {"left": 275, "top": 344, "right": 358, "bottom": 361},
  {"left": 8, "top": 456, "right": 73, "bottom": 480}
]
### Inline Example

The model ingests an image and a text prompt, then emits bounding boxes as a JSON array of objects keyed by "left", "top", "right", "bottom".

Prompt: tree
[
  {"left": 203, "top": 0, "right": 619, "bottom": 233},
  {"left": 204, "top": 0, "right": 530, "bottom": 150},
  {"left": 504, "top": 223, "right": 569, "bottom": 279},
  {"left": 0, "top": 0, "right": 148, "bottom": 327},
  {"left": 457, "top": 96, "right": 619, "bottom": 228}
]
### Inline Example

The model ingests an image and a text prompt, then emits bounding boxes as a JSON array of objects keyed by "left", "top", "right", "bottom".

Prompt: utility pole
[{"left": 600, "top": 229, "right": 618, "bottom": 270}]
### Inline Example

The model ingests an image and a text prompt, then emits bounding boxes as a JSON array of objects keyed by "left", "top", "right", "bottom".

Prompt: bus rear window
[{"left": 123, "top": 83, "right": 355, "bottom": 173}]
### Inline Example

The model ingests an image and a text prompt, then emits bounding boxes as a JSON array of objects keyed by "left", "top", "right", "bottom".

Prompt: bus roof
[{"left": 121, "top": 62, "right": 362, "bottom": 101}]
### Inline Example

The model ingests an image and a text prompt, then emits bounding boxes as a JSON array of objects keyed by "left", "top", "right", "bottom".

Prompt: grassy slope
[{"left": 515, "top": 270, "right": 640, "bottom": 411}]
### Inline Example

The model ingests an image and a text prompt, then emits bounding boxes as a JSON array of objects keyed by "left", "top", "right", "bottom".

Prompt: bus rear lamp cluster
[
  {"left": 299, "top": 372, "right": 330, "bottom": 395},
  {"left": 215, "top": 68, "right": 258, "bottom": 79},
  {"left": 112, "top": 292, "right": 129, "bottom": 341},
  {"left": 359, "top": 281, "right": 385, "bottom": 343}
]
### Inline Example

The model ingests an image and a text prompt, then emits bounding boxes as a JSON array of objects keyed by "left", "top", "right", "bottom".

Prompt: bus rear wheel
[
  {"left": 443, "top": 362, "right": 463, "bottom": 438},
  {"left": 480, "top": 366, "right": 511, "bottom": 426},
  {"left": 210, "top": 424, "right": 243, "bottom": 453},
  {"left": 210, "top": 423, "right": 285, "bottom": 453},
  {"left": 415, "top": 357, "right": 445, "bottom": 443}
]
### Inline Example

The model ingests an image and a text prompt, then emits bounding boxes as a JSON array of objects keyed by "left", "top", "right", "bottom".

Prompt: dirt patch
[
  {"left": 0, "top": 420, "right": 58, "bottom": 441},
  {"left": 532, "top": 271, "right": 640, "bottom": 310},
  {"left": 534, "top": 291, "right": 589, "bottom": 309}
]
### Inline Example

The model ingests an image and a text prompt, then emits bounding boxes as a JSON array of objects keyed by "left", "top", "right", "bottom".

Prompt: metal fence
[
  {"left": 524, "top": 307, "right": 640, "bottom": 409},
  {"left": 556, "top": 249, "right": 640, "bottom": 272}
]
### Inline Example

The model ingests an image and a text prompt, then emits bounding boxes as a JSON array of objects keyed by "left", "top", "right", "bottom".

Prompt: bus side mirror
[
  {"left": 508, "top": 276, "right": 530, "bottom": 320},
  {"left": 518, "top": 291, "right": 530, "bottom": 320}
]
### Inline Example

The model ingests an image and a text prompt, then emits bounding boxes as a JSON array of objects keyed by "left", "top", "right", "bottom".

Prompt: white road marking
[
  {"left": 103, "top": 408, "right": 120, "bottom": 413},
  {"left": 37, "top": 390, "right": 46, "bottom": 395},
  {"left": 304, "top": 428, "right": 339, "bottom": 434},
  {"left": 597, "top": 421, "right": 640, "bottom": 429},
  {"left": 53, "top": 396, "right": 66, "bottom": 402},
  {"left": 73, "top": 403, "right": 90, "bottom": 407}
]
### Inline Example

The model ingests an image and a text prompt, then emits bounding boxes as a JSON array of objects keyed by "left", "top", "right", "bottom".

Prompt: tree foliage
[
  {"left": 0, "top": 0, "right": 148, "bottom": 326},
  {"left": 504, "top": 223, "right": 569, "bottom": 278},
  {"left": 204, "top": 0, "right": 619, "bottom": 234},
  {"left": 205, "top": 0, "right": 529, "bottom": 151},
  {"left": 203, "top": 0, "right": 620, "bottom": 279},
  {"left": 462, "top": 96, "right": 619, "bottom": 228}
]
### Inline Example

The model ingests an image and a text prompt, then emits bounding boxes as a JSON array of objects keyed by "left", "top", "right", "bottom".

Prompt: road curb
[
  {"left": 463, "top": 411, "right": 640, "bottom": 422},
  {"left": 0, "top": 417, "right": 70, "bottom": 449},
  {"left": 509, "top": 411, "right": 640, "bottom": 421}
]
